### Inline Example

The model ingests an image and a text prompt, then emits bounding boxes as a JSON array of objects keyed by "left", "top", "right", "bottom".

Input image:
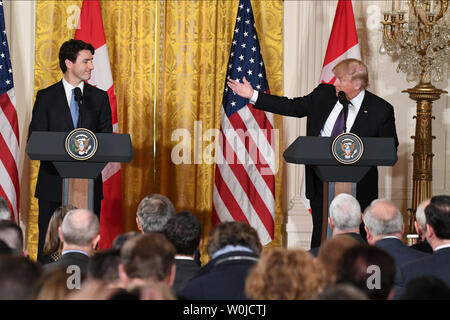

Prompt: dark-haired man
[
  {"left": 28, "top": 39, "right": 112, "bottom": 262},
  {"left": 396, "top": 195, "right": 450, "bottom": 296}
]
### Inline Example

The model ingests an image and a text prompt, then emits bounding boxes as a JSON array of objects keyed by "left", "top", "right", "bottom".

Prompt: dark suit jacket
[
  {"left": 411, "top": 239, "right": 433, "bottom": 254},
  {"left": 172, "top": 258, "right": 201, "bottom": 293},
  {"left": 28, "top": 80, "right": 112, "bottom": 202},
  {"left": 309, "top": 232, "right": 367, "bottom": 257},
  {"left": 394, "top": 247, "right": 450, "bottom": 298},
  {"left": 375, "top": 238, "right": 428, "bottom": 268},
  {"left": 177, "top": 250, "right": 259, "bottom": 300},
  {"left": 45, "top": 251, "right": 90, "bottom": 276},
  {"left": 254, "top": 84, "right": 399, "bottom": 211}
]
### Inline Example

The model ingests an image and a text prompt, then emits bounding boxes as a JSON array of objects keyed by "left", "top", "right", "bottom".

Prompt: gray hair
[
  {"left": 136, "top": 194, "right": 175, "bottom": 233},
  {"left": 0, "top": 197, "right": 10, "bottom": 220},
  {"left": 61, "top": 209, "right": 99, "bottom": 246},
  {"left": 363, "top": 199, "right": 403, "bottom": 236},
  {"left": 329, "top": 193, "right": 361, "bottom": 230},
  {"left": 415, "top": 199, "right": 430, "bottom": 230}
]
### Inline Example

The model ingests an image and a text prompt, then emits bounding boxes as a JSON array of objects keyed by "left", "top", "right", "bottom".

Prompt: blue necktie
[
  {"left": 331, "top": 102, "right": 349, "bottom": 137},
  {"left": 69, "top": 88, "right": 79, "bottom": 128}
]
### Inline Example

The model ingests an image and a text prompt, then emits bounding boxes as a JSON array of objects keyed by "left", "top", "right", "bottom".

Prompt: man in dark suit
[
  {"left": 162, "top": 211, "right": 202, "bottom": 294},
  {"left": 310, "top": 193, "right": 365, "bottom": 256},
  {"left": 177, "top": 221, "right": 261, "bottom": 300},
  {"left": 411, "top": 199, "right": 433, "bottom": 254},
  {"left": 45, "top": 208, "right": 100, "bottom": 277},
  {"left": 395, "top": 195, "right": 450, "bottom": 297},
  {"left": 363, "top": 199, "right": 428, "bottom": 267},
  {"left": 28, "top": 39, "right": 112, "bottom": 262},
  {"left": 228, "top": 58, "right": 399, "bottom": 248}
]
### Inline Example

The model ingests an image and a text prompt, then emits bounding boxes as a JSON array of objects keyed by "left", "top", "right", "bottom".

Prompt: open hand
[{"left": 227, "top": 76, "right": 254, "bottom": 99}]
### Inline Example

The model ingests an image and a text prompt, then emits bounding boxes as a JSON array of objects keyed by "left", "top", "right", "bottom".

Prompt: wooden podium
[
  {"left": 283, "top": 136, "right": 397, "bottom": 243},
  {"left": 26, "top": 131, "right": 133, "bottom": 211}
]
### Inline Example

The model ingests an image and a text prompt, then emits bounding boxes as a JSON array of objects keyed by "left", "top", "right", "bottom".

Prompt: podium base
[{"left": 63, "top": 178, "right": 94, "bottom": 212}]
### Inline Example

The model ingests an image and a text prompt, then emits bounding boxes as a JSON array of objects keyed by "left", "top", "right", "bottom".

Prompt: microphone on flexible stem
[
  {"left": 337, "top": 91, "right": 348, "bottom": 133},
  {"left": 74, "top": 87, "right": 83, "bottom": 127}
]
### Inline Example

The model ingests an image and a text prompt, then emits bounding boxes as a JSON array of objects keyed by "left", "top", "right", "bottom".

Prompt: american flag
[
  {"left": 0, "top": 3, "right": 19, "bottom": 222},
  {"left": 213, "top": 0, "right": 275, "bottom": 245}
]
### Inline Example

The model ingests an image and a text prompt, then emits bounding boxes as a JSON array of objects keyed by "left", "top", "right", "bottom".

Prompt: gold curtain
[{"left": 28, "top": 0, "right": 283, "bottom": 262}]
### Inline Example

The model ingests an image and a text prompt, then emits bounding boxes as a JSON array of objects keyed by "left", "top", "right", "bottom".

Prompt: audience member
[
  {"left": 398, "top": 275, "right": 450, "bottom": 300},
  {"left": 336, "top": 245, "right": 396, "bottom": 300},
  {"left": 245, "top": 247, "right": 326, "bottom": 300},
  {"left": 112, "top": 231, "right": 140, "bottom": 250},
  {"left": 163, "top": 210, "right": 202, "bottom": 293},
  {"left": 45, "top": 208, "right": 100, "bottom": 277},
  {"left": 396, "top": 195, "right": 450, "bottom": 294},
  {"left": 310, "top": 193, "right": 365, "bottom": 256},
  {"left": 41, "top": 205, "right": 75, "bottom": 264},
  {"left": 317, "top": 235, "right": 362, "bottom": 286},
  {"left": 0, "top": 220, "right": 25, "bottom": 255},
  {"left": 88, "top": 248, "right": 122, "bottom": 288},
  {"left": 118, "top": 233, "right": 176, "bottom": 291},
  {"left": 363, "top": 199, "right": 427, "bottom": 267},
  {"left": 0, "top": 197, "right": 10, "bottom": 220},
  {"left": 31, "top": 267, "right": 72, "bottom": 300},
  {"left": 0, "top": 239, "right": 13, "bottom": 255},
  {"left": 317, "top": 283, "right": 368, "bottom": 300},
  {"left": 136, "top": 194, "right": 175, "bottom": 233},
  {"left": 178, "top": 221, "right": 262, "bottom": 300},
  {"left": 0, "top": 255, "right": 42, "bottom": 299},
  {"left": 411, "top": 199, "right": 433, "bottom": 254}
]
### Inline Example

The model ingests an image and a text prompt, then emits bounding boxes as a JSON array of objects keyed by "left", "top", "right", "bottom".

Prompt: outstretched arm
[{"left": 227, "top": 76, "right": 254, "bottom": 99}]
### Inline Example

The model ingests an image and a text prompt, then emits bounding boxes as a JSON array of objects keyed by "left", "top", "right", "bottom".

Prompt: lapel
[
  {"left": 78, "top": 82, "right": 90, "bottom": 128},
  {"left": 57, "top": 81, "right": 76, "bottom": 130},
  {"left": 350, "top": 90, "right": 373, "bottom": 135}
]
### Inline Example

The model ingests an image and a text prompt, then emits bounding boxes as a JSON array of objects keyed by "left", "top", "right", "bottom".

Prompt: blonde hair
[
  {"left": 332, "top": 58, "right": 368, "bottom": 89},
  {"left": 245, "top": 248, "right": 326, "bottom": 300}
]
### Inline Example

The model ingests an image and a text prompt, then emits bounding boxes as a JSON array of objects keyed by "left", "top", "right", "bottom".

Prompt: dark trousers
[{"left": 37, "top": 196, "right": 101, "bottom": 264}]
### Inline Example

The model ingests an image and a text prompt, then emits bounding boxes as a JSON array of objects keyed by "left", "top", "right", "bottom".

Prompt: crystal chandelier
[{"left": 381, "top": 0, "right": 449, "bottom": 83}]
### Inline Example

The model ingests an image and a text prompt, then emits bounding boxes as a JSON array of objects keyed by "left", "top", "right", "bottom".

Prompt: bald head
[
  {"left": 363, "top": 199, "right": 403, "bottom": 237},
  {"left": 61, "top": 209, "right": 99, "bottom": 246}
]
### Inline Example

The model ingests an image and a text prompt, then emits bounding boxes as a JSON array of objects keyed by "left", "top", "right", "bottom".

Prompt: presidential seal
[
  {"left": 331, "top": 133, "right": 364, "bottom": 165},
  {"left": 65, "top": 128, "right": 98, "bottom": 160}
]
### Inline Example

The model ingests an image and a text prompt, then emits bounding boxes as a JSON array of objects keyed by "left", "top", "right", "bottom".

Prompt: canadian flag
[
  {"left": 300, "top": 0, "right": 361, "bottom": 211},
  {"left": 75, "top": 0, "right": 123, "bottom": 249}
]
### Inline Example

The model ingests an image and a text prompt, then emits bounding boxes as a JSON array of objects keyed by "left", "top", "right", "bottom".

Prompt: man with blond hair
[{"left": 228, "top": 58, "right": 398, "bottom": 248}]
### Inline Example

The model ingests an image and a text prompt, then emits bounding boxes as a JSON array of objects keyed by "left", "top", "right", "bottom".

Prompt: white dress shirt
[
  {"left": 250, "top": 89, "right": 365, "bottom": 137},
  {"left": 62, "top": 77, "right": 84, "bottom": 107}
]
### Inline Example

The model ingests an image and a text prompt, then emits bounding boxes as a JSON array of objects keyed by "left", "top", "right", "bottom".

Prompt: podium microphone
[{"left": 338, "top": 91, "right": 348, "bottom": 133}]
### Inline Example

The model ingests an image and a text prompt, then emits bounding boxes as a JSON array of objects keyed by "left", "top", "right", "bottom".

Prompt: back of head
[
  {"left": 88, "top": 248, "right": 121, "bottom": 285},
  {"left": 0, "top": 220, "right": 23, "bottom": 253},
  {"left": 112, "top": 231, "right": 141, "bottom": 250},
  {"left": 59, "top": 39, "right": 94, "bottom": 73},
  {"left": 31, "top": 267, "right": 72, "bottom": 300},
  {"left": 318, "top": 235, "right": 362, "bottom": 285},
  {"left": 120, "top": 233, "right": 176, "bottom": 282},
  {"left": 399, "top": 275, "right": 450, "bottom": 300},
  {"left": 415, "top": 199, "right": 430, "bottom": 230},
  {"left": 136, "top": 194, "right": 175, "bottom": 233},
  {"left": 0, "top": 255, "right": 42, "bottom": 299},
  {"left": 0, "top": 197, "right": 10, "bottom": 220},
  {"left": 329, "top": 193, "right": 361, "bottom": 231},
  {"left": 163, "top": 211, "right": 201, "bottom": 255},
  {"left": 61, "top": 209, "right": 99, "bottom": 246},
  {"left": 332, "top": 58, "right": 368, "bottom": 89},
  {"left": 206, "top": 221, "right": 262, "bottom": 257},
  {"left": 43, "top": 205, "right": 75, "bottom": 255},
  {"left": 336, "top": 245, "right": 396, "bottom": 300},
  {"left": 425, "top": 195, "right": 450, "bottom": 239},
  {"left": 363, "top": 199, "right": 403, "bottom": 236},
  {"left": 245, "top": 248, "right": 326, "bottom": 300},
  {"left": 318, "top": 284, "right": 368, "bottom": 300}
]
